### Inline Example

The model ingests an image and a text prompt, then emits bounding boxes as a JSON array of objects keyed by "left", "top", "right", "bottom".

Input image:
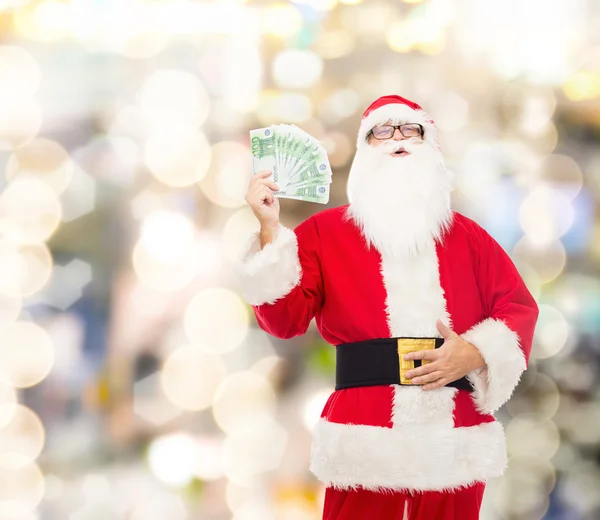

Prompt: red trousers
[{"left": 323, "top": 483, "right": 485, "bottom": 520}]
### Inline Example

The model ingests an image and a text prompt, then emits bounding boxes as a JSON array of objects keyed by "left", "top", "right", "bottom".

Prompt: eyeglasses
[{"left": 369, "top": 123, "right": 424, "bottom": 140}]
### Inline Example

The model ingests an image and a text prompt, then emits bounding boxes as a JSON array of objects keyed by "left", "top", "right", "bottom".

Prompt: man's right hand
[{"left": 245, "top": 170, "right": 281, "bottom": 247}]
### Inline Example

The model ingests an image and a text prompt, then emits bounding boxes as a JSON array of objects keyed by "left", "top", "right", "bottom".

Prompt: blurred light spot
[
  {"left": 226, "top": 481, "right": 257, "bottom": 515},
  {"left": 503, "top": 86, "right": 556, "bottom": 138},
  {"left": 272, "top": 50, "right": 323, "bottom": 90},
  {"left": 535, "top": 154, "right": 583, "bottom": 199},
  {"left": 0, "top": 0, "right": 30, "bottom": 12},
  {"left": 512, "top": 237, "right": 566, "bottom": 284},
  {"left": 507, "top": 372, "right": 559, "bottom": 421},
  {"left": 81, "top": 473, "right": 111, "bottom": 502},
  {"left": 429, "top": 91, "right": 469, "bottom": 132},
  {"left": 563, "top": 71, "right": 600, "bottom": 101},
  {"left": 222, "top": 417, "right": 288, "bottom": 485},
  {"left": 0, "top": 178, "right": 62, "bottom": 244},
  {"left": 506, "top": 417, "right": 559, "bottom": 460},
  {"left": 0, "top": 97, "right": 42, "bottom": 150},
  {"left": 148, "top": 433, "right": 198, "bottom": 488},
  {"left": 144, "top": 128, "right": 211, "bottom": 187},
  {"left": 132, "top": 240, "right": 199, "bottom": 291},
  {"left": 184, "top": 288, "right": 249, "bottom": 353},
  {"left": 233, "top": 500, "right": 275, "bottom": 520},
  {"left": 261, "top": 4, "right": 303, "bottom": 38},
  {"left": 318, "top": 89, "right": 360, "bottom": 123},
  {"left": 532, "top": 305, "right": 569, "bottom": 360},
  {"left": 492, "top": 458, "right": 555, "bottom": 518},
  {"left": 133, "top": 212, "right": 201, "bottom": 292},
  {"left": 201, "top": 141, "right": 250, "bottom": 208},
  {"left": 519, "top": 185, "right": 574, "bottom": 246},
  {"left": 321, "top": 132, "right": 353, "bottom": 168},
  {"left": 257, "top": 92, "right": 313, "bottom": 126},
  {"left": 0, "top": 377, "right": 17, "bottom": 429},
  {"left": 548, "top": 274, "right": 600, "bottom": 334},
  {"left": 0, "top": 293, "right": 22, "bottom": 324},
  {"left": 313, "top": 30, "right": 356, "bottom": 59},
  {"left": 14, "top": 1, "right": 70, "bottom": 43},
  {"left": 194, "top": 437, "right": 224, "bottom": 481},
  {"left": 140, "top": 211, "right": 195, "bottom": 263},
  {"left": 251, "top": 355, "right": 283, "bottom": 381},
  {"left": 0, "top": 242, "right": 53, "bottom": 298},
  {"left": 37, "top": 259, "right": 92, "bottom": 311},
  {"left": 0, "top": 460, "right": 44, "bottom": 517},
  {"left": 221, "top": 32, "right": 262, "bottom": 114},
  {"left": 140, "top": 70, "right": 210, "bottom": 130},
  {"left": 43, "top": 474, "right": 63, "bottom": 501},
  {"left": 6, "top": 138, "right": 73, "bottom": 195},
  {"left": 455, "top": 143, "right": 502, "bottom": 201},
  {"left": 302, "top": 389, "right": 331, "bottom": 431},
  {"left": 102, "top": 5, "right": 170, "bottom": 60},
  {"left": 291, "top": 0, "right": 337, "bottom": 11},
  {"left": 0, "top": 404, "right": 45, "bottom": 466},
  {"left": 222, "top": 208, "right": 260, "bottom": 263},
  {"left": 510, "top": 259, "right": 542, "bottom": 301},
  {"left": 133, "top": 372, "right": 183, "bottom": 426},
  {"left": 0, "top": 45, "right": 41, "bottom": 98},
  {"left": 130, "top": 493, "right": 188, "bottom": 520},
  {"left": 161, "top": 346, "right": 227, "bottom": 411},
  {"left": 386, "top": 7, "right": 446, "bottom": 54},
  {"left": 0, "top": 322, "right": 54, "bottom": 388},
  {"left": 129, "top": 187, "right": 166, "bottom": 221},
  {"left": 559, "top": 462, "right": 600, "bottom": 513},
  {"left": 557, "top": 398, "right": 600, "bottom": 445},
  {"left": 59, "top": 165, "right": 96, "bottom": 223},
  {"left": 551, "top": 441, "right": 578, "bottom": 473},
  {"left": 339, "top": 0, "right": 363, "bottom": 4},
  {"left": 213, "top": 371, "right": 276, "bottom": 434},
  {"left": 529, "top": 122, "right": 558, "bottom": 155}
]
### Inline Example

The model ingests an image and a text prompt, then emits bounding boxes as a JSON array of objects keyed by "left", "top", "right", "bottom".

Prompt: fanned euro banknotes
[{"left": 250, "top": 124, "right": 332, "bottom": 204}]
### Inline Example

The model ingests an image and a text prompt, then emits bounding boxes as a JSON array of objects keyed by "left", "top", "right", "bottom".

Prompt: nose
[{"left": 391, "top": 128, "right": 407, "bottom": 141}]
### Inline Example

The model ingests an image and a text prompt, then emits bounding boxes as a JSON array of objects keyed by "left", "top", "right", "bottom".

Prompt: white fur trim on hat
[
  {"left": 234, "top": 224, "right": 301, "bottom": 306},
  {"left": 462, "top": 318, "right": 527, "bottom": 414},
  {"left": 357, "top": 103, "right": 439, "bottom": 150}
]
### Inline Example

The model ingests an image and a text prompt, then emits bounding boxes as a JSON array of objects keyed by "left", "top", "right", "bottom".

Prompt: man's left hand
[{"left": 403, "top": 320, "right": 486, "bottom": 391}]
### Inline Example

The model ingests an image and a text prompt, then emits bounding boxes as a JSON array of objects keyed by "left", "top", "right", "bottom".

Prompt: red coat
[{"left": 237, "top": 204, "right": 539, "bottom": 492}]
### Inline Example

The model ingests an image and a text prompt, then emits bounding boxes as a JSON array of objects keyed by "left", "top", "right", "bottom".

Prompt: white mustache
[{"left": 375, "top": 138, "right": 424, "bottom": 154}]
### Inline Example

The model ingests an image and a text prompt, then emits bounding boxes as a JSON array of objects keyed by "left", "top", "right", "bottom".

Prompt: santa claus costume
[{"left": 236, "top": 95, "right": 539, "bottom": 520}]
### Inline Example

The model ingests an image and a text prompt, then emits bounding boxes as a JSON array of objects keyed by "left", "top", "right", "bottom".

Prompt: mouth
[{"left": 391, "top": 148, "right": 410, "bottom": 157}]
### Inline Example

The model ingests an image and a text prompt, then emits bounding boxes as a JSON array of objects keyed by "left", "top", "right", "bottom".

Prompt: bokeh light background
[{"left": 0, "top": 0, "right": 599, "bottom": 518}]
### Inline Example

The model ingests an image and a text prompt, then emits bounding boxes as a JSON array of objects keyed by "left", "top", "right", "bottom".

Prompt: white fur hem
[
  {"left": 462, "top": 318, "right": 526, "bottom": 415},
  {"left": 310, "top": 419, "right": 506, "bottom": 492},
  {"left": 234, "top": 224, "right": 301, "bottom": 306},
  {"left": 357, "top": 104, "right": 439, "bottom": 150}
]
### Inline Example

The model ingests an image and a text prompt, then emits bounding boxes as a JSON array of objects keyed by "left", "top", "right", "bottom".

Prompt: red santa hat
[{"left": 356, "top": 94, "right": 440, "bottom": 150}]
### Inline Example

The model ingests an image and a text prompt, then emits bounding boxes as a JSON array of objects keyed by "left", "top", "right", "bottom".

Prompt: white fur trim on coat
[
  {"left": 234, "top": 224, "right": 301, "bottom": 306},
  {"left": 391, "top": 386, "right": 456, "bottom": 429},
  {"left": 310, "top": 419, "right": 506, "bottom": 492},
  {"left": 462, "top": 318, "right": 526, "bottom": 415},
  {"left": 379, "top": 242, "right": 452, "bottom": 336},
  {"left": 357, "top": 103, "right": 440, "bottom": 151}
]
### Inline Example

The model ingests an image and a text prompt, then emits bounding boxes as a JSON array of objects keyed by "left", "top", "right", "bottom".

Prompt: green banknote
[{"left": 249, "top": 124, "right": 332, "bottom": 204}]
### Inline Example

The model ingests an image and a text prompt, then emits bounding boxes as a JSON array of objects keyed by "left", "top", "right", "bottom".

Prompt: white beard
[{"left": 346, "top": 139, "right": 454, "bottom": 259}]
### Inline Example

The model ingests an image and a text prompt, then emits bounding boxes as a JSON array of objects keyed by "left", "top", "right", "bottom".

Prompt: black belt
[{"left": 335, "top": 337, "right": 474, "bottom": 392}]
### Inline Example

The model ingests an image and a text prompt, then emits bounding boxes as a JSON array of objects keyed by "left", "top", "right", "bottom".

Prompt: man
[{"left": 236, "top": 95, "right": 539, "bottom": 520}]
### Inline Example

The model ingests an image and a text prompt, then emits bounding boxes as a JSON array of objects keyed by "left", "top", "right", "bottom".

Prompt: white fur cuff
[
  {"left": 462, "top": 318, "right": 527, "bottom": 415},
  {"left": 235, "top": 224, "right": 301, "bottom": 306}
]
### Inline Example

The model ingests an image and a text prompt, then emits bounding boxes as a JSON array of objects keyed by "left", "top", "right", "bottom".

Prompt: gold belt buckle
[{"left": 397, "top": 338, "right": 436, "bottom": 385}]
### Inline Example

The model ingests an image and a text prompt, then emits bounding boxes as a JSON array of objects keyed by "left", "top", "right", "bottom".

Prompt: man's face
[{"left": 367, "top": 120, "right": 424, "bottom": 157}]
